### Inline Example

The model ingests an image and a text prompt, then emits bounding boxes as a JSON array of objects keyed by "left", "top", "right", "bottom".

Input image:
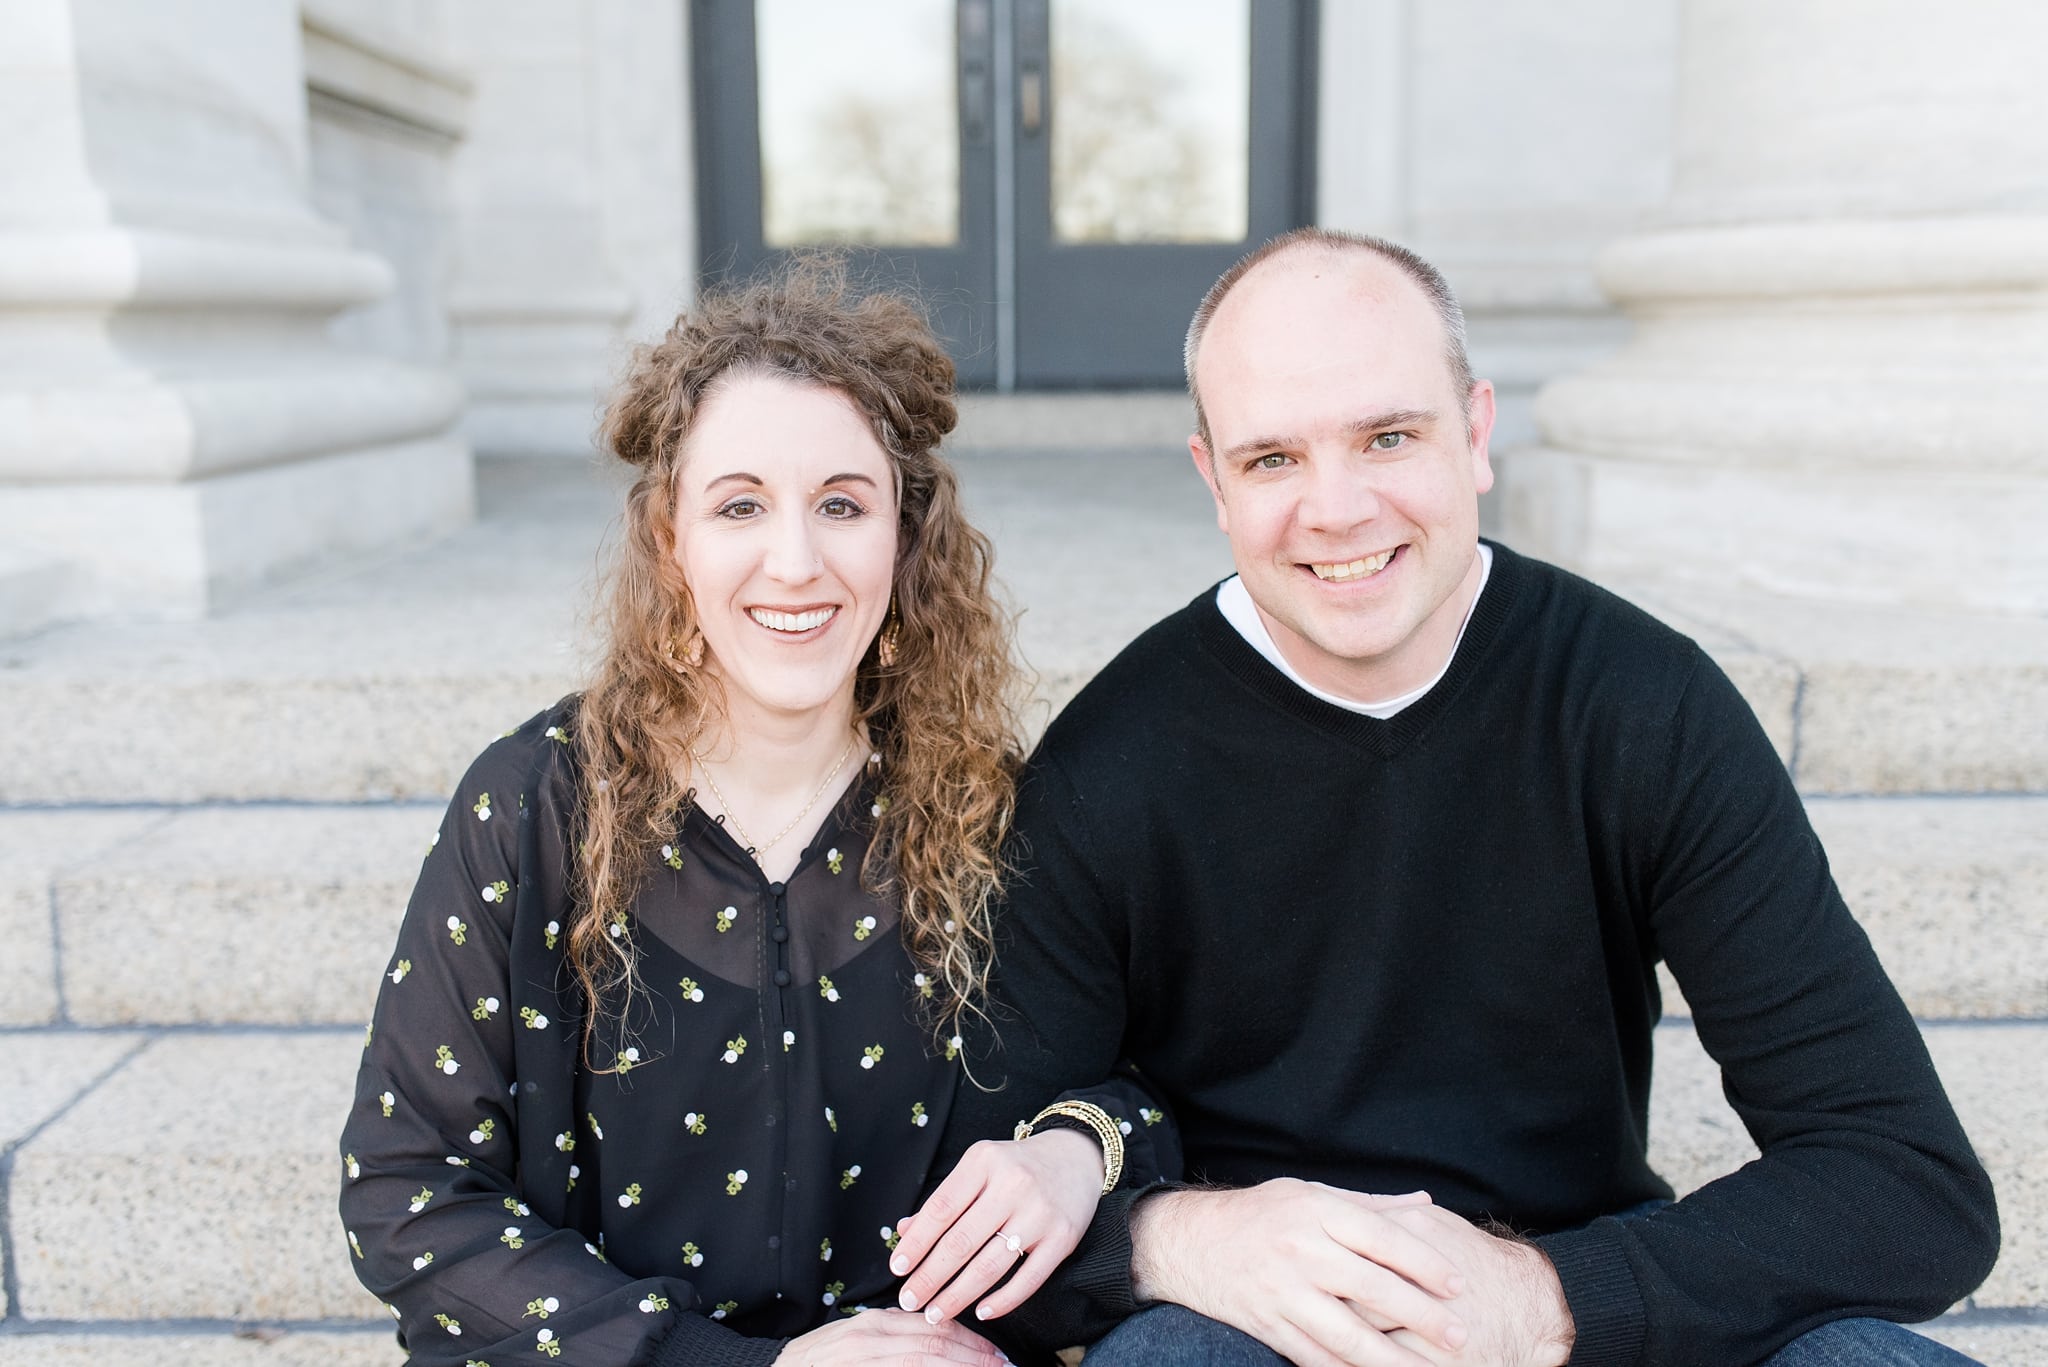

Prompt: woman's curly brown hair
[{"left": 572, "top": 257, "right": 1023, "bottom": 1059}]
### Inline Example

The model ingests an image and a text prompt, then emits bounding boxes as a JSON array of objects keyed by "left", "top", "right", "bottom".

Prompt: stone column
[
  {"left": 441, "top": 0, "right": 639, "bottom": 460},
  {"left": 0, "top": 0, "right": 473, "bottom": 626},
  {"left": 1504, "top": 0, "right": 2048, "bottom": 615},
  {"left": 1318, "top": 0, "right": 1680, "bottom": 459}
]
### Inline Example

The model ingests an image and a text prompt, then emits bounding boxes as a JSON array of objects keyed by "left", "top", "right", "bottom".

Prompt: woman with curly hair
[{"left": 338, "top": 263, "right": 1172, "bottom": 1367}]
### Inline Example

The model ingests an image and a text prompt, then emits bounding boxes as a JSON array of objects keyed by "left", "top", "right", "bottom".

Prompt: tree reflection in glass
[
  {"left": 758, "top": 0, "right": 960, "bottom": 247},
  {"left": 1050, "top": 0, "right": 1249, "bottom": 244}
]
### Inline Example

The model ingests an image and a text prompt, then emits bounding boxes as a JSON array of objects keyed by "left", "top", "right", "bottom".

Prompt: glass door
[
  {"left": 694, "top": 0, "right": 1002, "bottom": 384},
  {"left": 692, "top": 0, "right": 1312, "bottom": 390},
  {"left": 1012, "top": 0, "right": 1311, "bottom": 386}
]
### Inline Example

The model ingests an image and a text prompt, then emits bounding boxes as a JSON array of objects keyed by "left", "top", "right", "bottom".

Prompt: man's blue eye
[
  {"left": 1372, "top": 432, "right": 1407, "bottom": 450},
  {"left": 1254, "top": 453, "right": 1289, "bottom": 470}
]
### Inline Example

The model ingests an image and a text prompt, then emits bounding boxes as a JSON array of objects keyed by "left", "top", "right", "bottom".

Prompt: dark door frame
[{"left": 689, "top": 0, "right": 1318, "bottom": 390}]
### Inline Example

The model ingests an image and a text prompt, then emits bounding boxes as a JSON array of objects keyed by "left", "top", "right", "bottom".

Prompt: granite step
[
  {"left": 0, "top": 1324, "right": 2040, "bottom": 1367},
  {"left": 0, "top": 550, "right": 74, "bottom": 644},
  {"left": 3, "top": 795, "right": 2041, "bottom": 1031},
  {"left": 0, "top": 1329, "right": 399, "bottom": 1367},
  {"left": 0, "top": 455, "right": 2041, "bottom": 805},
  {"left": 1621, "top": 579, "right": 2048, "bottom": 797},
  {"left": 2, "top": 1023, "right": 2038, "bottom": 1332}
]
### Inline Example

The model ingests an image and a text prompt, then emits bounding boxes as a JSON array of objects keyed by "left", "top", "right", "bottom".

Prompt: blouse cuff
[{"left": 646, "top": 1312, "right": 788, "bottom": 1367}]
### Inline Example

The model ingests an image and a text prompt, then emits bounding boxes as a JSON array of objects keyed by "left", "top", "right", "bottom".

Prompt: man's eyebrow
[
  {"left": 1220, "top": 433, "right": 1305, "bottom": 464},
  {"left": 1349, "top": 408, "right": 1437, "bottom": 437},
  {"left": 1220, "top": 409, "right": 1442, "bottom": 464}
]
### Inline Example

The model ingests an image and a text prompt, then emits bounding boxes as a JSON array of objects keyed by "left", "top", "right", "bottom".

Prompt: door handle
[
  {"left": 1019, "top": 61, "right": 1044, "bottom": 135},
  {"left": 961, "top": 0, "right": 992, "bottom": 144}
]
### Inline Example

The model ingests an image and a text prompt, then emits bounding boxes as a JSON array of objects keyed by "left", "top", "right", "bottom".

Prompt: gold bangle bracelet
[{"left": 1014, "top": 1099, "right": 1126, "bottom": 1194}]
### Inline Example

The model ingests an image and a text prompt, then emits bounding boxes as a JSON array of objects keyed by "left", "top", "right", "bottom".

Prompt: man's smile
[{"left": 1307, "top": 547, "right": 1400, "bottom": 582}]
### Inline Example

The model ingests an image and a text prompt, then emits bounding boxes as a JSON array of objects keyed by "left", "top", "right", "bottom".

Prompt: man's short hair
[{"left": 1183, "top": 227, "right": 1476, "bottom": 451}]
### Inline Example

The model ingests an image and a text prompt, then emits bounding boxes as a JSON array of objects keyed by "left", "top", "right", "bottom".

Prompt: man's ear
[
  {"left": 1190, "top": 436, "right": 1229, "bottom": 535},
  {"left": 1465, "top": 379, "right": 1497, "bottom": 495}
]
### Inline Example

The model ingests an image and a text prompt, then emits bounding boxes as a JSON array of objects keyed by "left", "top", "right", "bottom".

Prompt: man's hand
[
  {"left": 1129, "top": 1180, "right": 1469, "bottom": 1367},
  {"left": 1377, "top": 1206, "right": 1574, "bottom": 1367}
]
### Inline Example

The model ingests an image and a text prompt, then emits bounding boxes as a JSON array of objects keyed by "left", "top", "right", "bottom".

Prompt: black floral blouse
[{"left": 339, "top": 705, "right": 1169, "bottom": 1367}]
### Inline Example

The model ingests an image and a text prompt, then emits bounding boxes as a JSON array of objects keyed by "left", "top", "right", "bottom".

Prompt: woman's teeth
[
  {"left": 1311, "top": 550, "right": 1396, "bottom": 582},
  {"left": 747, "top": 606, "right": 837, "bottom": 633}
]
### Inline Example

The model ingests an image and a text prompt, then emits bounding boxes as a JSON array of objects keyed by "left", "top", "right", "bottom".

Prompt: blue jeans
[{"left": 1081, "top": 1303, "right": 1980, "bottom": 1366}]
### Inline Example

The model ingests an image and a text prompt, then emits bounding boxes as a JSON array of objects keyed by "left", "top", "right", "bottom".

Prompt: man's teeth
[
  {"left": 748, "top": 606, "right": 838, "bottom": 633},
  {"left": 1311, "top": 550, "right": 1396, "bottom": 582}
]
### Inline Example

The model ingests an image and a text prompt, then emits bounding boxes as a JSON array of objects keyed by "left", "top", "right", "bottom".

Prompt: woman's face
[{"left": 670, "top": 371, "right": 900, "bottom": 728}]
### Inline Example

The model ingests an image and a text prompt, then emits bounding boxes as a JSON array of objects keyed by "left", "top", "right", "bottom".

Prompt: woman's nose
[{"left": 763, "top": 510, "right": 823, "bottom": 583}]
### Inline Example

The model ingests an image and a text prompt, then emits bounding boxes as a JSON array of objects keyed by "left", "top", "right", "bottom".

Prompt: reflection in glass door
[{"left": 693, "top": 1, "right": 1313, "bottom": 389}]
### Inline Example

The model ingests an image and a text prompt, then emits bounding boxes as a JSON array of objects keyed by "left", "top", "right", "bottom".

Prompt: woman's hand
[
  {"left": 774, "top": 1307, "right": 1008, "bottom": 1366},
  {"left": 889, "top": 1128, "right": 1106, "bottom": 1324}
]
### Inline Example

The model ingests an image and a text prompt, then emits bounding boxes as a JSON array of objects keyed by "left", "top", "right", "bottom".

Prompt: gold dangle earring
[
  {"left": 661, "top": 629, "right": 705, "bottom": 673},
  {"left": 877, "top": 599, "right": 901, "bottom": 668}
]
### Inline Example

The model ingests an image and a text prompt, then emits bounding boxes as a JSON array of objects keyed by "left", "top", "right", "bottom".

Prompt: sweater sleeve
[
  {"left": 338, "top": 732, "right": 784, "bottom": 1367},
  {"left": 931, "top": 755, "right": 1166, "bottom": 1354},
  {"left": 1536, "top": 654, "right": 1999, "bottom": 1366}
]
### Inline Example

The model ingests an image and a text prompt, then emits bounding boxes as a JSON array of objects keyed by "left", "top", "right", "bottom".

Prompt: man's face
[{"left": 1191, "top": 251, "right": 1495, "bottom": 701}]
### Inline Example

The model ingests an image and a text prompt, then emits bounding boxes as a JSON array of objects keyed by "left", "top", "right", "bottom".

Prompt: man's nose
[
  {"left": 763, "top": 510, "right": 823, "bottom": 583},
  {"left": 1298, "top": 457, "right": 1380, "bottom": 532}
]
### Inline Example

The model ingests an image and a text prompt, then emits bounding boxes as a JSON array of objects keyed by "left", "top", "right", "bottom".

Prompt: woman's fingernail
[
  {"left": 977, "top": 1304, "right": 995, "bottom": 1321},
  {"left": 890, "top": 1256, "right": 908, "bottom": 1275},
  {"left": 924, "top": 1305, "right": 942, "bottom": 1325},
  {"left": 898, "top": 1288, "right": 918, "bottom": 1311}
]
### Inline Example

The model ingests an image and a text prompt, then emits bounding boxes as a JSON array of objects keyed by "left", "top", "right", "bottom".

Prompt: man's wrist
[
  {"left": 1511, "top": 1241, "right": 1576, "bottom": 1367},
  {"left": 1127, "top": 1187, "right": 1204, "bottom": 1306}
]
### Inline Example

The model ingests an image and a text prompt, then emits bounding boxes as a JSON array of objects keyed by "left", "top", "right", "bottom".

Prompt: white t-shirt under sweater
[{"left": 1215, "top": 543, "right": 1494, "bottom": 718}]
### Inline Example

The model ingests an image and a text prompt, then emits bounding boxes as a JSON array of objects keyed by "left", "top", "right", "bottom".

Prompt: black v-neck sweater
[{"left": 952, "top": 543, "right": 1997, "bottom": 1365}]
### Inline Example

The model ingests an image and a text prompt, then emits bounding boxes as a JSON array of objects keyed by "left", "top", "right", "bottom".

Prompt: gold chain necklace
[{"left": 688, "top": 732, "right": 858, "bottom": 860}]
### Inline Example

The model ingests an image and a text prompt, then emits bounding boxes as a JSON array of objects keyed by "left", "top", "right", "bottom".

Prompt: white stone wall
[
  {"left": 439, "top": 0, "right": 695, "bottom": 459},
  {"left": 302, "top": 0, "right": 469, "bottom": 365},
  {"left": 1317, "top": 0, "right": 1681, "bottom": 454},
  {"left": 1509, "top": 0, "right": 2048, "bottom": 613},
  {"left": 0, "top": 0, "right": 473, "bottom": 629}
]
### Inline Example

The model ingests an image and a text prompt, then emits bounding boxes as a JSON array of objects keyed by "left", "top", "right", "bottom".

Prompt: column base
[
  {"left": 2, "top": 435, "right": 474, "bottom": 624},
  {"left": 1497, "top": 446, "right": 2048, "bottom": 615}
]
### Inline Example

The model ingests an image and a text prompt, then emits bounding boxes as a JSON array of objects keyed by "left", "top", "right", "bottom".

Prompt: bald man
[{"left": 904, "top": 229, "right": 1996, "bottom": 1367}]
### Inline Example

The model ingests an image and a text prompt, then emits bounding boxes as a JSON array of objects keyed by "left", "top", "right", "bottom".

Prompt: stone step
[
  {"left": 1648, "top": 1021, "right": 2045, "bottom": 1314},
  {"left": 4, "top": 1023, "right": 2038, "bottom": 1330},
  {"left": 0, "top": 1330, "right": 400, "bottom": 1367},
  {"left": 1913, "top": 1321, "right": 2048, "bottom": 1367},
  {"left": 0, "top": 1324, "right": 2036, "bottom": 1367},
  {"left": 4, "top": 795, "right": 2040, "bottom": 1030},
  {"left": 0, "top": 550, "right": 75, "bottom": 643},
  {"left": 1620, "top": 578, "right": 2048, "bottom": 797},
  {"left": 0, "top": 455, "right": 2037, "bottom": 805},
  {"left": 0, "top": 1326, "right": 2039, "bottom": 1367},
  {"left": 951, "top": 391, "right": 1193, "bottom": 453}
]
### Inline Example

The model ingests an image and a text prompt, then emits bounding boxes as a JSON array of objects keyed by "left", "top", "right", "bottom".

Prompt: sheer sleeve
[{"left": 338, "top": 728, "right": 783, "bottom": 1367}]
